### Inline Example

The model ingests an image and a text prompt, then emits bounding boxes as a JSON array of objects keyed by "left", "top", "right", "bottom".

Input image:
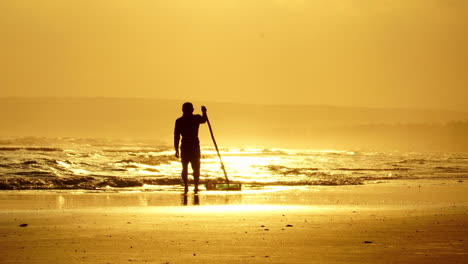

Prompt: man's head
[{"left": 182, "top": 102, "right": 194, "bottom": 115}]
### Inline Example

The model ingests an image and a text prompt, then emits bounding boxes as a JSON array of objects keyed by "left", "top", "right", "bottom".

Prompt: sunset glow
[
  {"left": 1, "top": 0, "right": 467, "bottom": 110},
  {"left": 0, "top": 2, "right": 467, "bottom": 263}
]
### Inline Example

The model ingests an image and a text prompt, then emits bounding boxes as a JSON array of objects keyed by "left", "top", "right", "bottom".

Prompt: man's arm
[
  {"left": 174, "top": 120, "right": 180, "bottom": 158},
  {"left": 200, "top": 106, "right": 207, "bottom": 123}
]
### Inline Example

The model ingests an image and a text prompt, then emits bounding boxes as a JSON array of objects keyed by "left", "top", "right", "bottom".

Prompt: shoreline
[
  {"left": 1, "top": 179, "right": 467, "bottom": 263},
  {"left": 1, "top": 179, "right": 466, "bottom": 209}
]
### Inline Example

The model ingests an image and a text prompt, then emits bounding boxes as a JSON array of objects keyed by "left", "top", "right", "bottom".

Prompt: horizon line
[{"left": 1, "top": 96, "right": 467, "bottom": 113}]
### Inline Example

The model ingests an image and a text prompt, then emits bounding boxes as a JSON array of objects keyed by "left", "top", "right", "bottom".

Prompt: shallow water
[{"left": 0, "top": 137, "right": 467, "bottom": 190}]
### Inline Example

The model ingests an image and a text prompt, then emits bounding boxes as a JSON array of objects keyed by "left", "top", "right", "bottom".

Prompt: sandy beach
[{"left": 0, "top": 180, "right": 467, "bottom": 263}]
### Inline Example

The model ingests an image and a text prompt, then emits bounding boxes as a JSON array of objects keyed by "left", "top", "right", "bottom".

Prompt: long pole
[{"left": 205, "top": 114, "right": 230, "bottom": 184}]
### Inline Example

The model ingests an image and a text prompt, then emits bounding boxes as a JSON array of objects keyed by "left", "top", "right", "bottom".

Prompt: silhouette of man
[{"left": 174, "top": 102, "right": 207, "bottom": 193}]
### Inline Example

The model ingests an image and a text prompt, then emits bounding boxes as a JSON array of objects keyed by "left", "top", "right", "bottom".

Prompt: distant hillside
[{"left": 1, "top": 97, "right": 467, "bottom": 151}]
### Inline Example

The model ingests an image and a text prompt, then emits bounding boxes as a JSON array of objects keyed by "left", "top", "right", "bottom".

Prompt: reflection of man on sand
[
  {"left": 174, "top": 102, "right": 207, "bottom": 193},
  {"left": 181, "top": 193, "right": 200, "bottom": 206}
]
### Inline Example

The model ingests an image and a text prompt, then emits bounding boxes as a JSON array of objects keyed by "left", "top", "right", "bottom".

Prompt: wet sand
[{"left": 0, "top": 180, "right": 467, "bottom": 263}]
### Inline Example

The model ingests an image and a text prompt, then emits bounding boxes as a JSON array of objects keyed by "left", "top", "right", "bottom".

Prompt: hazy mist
[
  {"left": 1, "top": 0, "right": 467, "bottom": 111},
  {"left": 1, "top": 98, "right": 467, "bottom": 151}
]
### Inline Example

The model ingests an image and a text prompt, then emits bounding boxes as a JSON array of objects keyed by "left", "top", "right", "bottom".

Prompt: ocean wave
[
  {"left": 0, "top": 147, "right": 63, "bottom": 152},
  {"left": 13, "top": 171, "right": 58, "bottom": 177},
  {"left": 1, "top": 142, "right": 466, "bottom": 190},
  {"left": 335, "top": 168, "right": 410, "bottom": 171},
  {"left": 103, "top": 148, "right": 165, "bottom": 153},
  {"left": 22, "top": 160, "right": 39, "bottom": 165},
  {"left": 2, "top": 172, "right": 466, "bottom": 190},
  {"left": 324, "top": 151, "right": 357, "bottom": 156},
  {"left": 0, "top": 136, "right": 167, "bottom": 148},
  {"left": 116, "top": 155, "right": 178, "bottom": 166},
  {"left": 0, "top": 176, "right": 98, "bottom": 190},
  {"left": 0, "top": 159, "right": 76, "bottom": 176},
  {"left": 398, "top": 159, "right": 426, "bottom": 164},
  {"left": 0, "top": 176, "right": 183, "bottom": 190},
  {"left": 0, "top": 137, "right": 61, "bottom": 146},
  {"left": 266, "top": 165, "right": 319, "bottom": 175},
  {"left": 266, "top": 165, "right": 410, "bottom": 175},
  {"left": 434, "top": 166, "right": 468, "bottom": 173},
  {"left": 261, "top": 149, "right": 289, "bottom": 155},
  {"left": 0, "top": 175, "right": 366, "bottom": 190}
]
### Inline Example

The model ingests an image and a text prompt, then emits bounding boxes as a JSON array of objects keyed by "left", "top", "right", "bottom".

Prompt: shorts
[{"left": 181, "top": 143, "right": 201, "bottom": 164}]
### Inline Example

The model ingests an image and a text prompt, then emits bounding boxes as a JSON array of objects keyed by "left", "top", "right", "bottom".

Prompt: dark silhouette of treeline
[{"left": 1, "top": 97, "right": 467, "bottom": 151}]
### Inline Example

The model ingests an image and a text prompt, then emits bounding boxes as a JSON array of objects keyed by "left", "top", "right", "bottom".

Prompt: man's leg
[
  {"left": 191, "top": 158, "right": 200, "bottom": 193},
  {"left": 181, "top": 160, "right": 189, "bottom": 193}
]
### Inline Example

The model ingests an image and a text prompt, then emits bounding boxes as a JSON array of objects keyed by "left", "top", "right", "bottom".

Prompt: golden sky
[{"left": 1, "top": 0, "right": 467, "bottom": 110}]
